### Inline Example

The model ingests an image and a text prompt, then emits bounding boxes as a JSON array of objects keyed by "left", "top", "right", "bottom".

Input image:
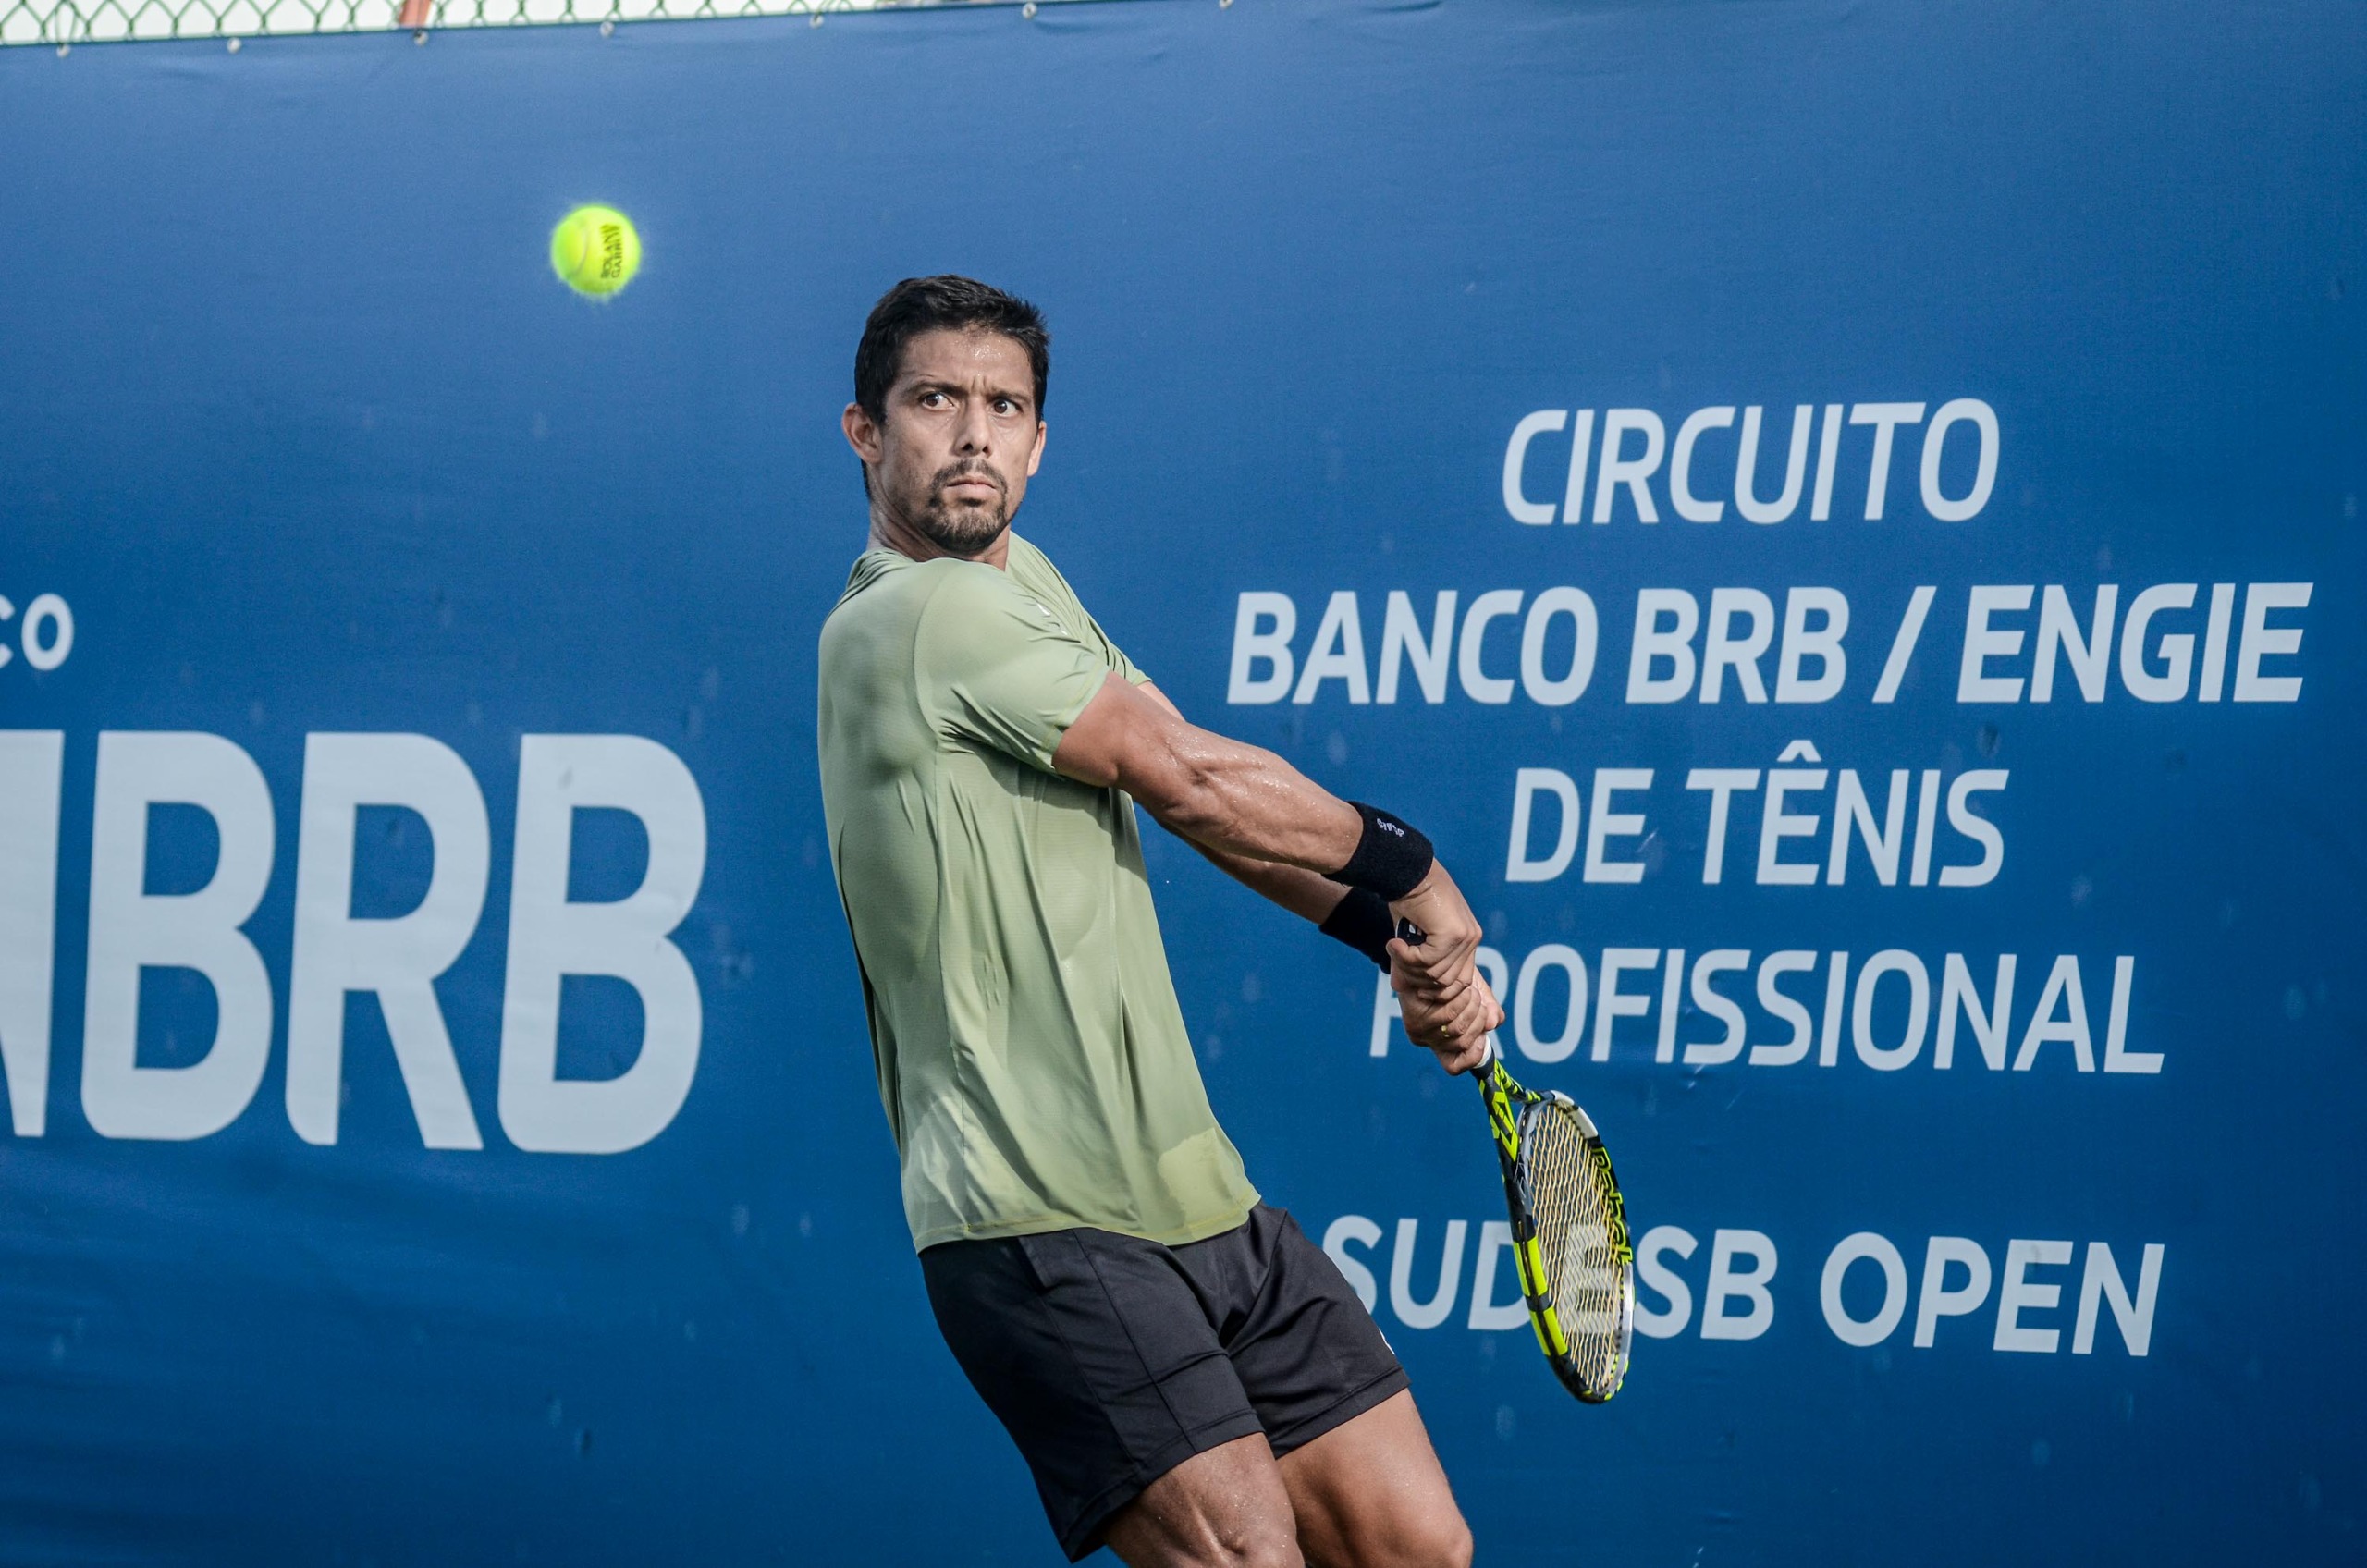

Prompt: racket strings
[{"left": 1519, "top": 1104, "right": 1627, "bottom": 1394}]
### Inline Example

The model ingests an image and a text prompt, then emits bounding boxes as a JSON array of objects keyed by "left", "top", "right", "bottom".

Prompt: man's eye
[{"left": 920, "top": 391, "right": 950, "bottom": 409}]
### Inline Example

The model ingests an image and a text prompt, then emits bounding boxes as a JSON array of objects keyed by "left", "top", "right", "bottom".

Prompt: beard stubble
[{"left": 902, "top": 459, "right": 1011, "bottom": 556}]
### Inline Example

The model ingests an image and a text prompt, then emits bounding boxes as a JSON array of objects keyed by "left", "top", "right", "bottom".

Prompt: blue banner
[{"left": 1, "top": 0, "right": 2361, "bottom": 1559}]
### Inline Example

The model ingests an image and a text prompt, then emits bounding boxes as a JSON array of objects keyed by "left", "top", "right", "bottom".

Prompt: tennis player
[{"left": 818, "top": 276, "right": 1503, "bottom": 1568}]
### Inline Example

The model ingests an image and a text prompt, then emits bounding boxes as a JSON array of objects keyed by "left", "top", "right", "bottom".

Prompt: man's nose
[{"left": 953, "top": 398, "right": 994, "bottom": 454}]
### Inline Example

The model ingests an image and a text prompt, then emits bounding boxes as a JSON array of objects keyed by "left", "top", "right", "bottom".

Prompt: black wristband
[
  {"left": 1318, "top": 888, "right": 1396, "bottom": 971},
  {"left": 1322, "top": 802, "right": 1435, "bottom": 901}
]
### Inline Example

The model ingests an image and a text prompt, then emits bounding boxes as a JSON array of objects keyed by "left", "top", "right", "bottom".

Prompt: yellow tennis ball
[{"left": 549, "top": 203, "right": 642, "bottom": 298}]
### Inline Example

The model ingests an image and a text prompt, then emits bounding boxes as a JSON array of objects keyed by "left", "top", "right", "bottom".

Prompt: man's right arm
[{"left": 1050, "top": 671, "right": 1502, "bottom": 1066}]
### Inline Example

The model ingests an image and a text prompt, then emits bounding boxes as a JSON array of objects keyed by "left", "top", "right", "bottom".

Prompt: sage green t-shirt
[{"left": 816, "top": 533, "right": 1259, "bottom": 1253}]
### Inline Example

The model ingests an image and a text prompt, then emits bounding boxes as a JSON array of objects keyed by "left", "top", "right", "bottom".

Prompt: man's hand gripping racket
[{"left": 1393, "top": 918, "right": 1636, "bottom": 1403}]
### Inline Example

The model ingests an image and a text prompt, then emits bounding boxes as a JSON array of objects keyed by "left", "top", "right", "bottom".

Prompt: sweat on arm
[{"left": 1050, "top": 670, "right": 1504, "bottom": 1067}]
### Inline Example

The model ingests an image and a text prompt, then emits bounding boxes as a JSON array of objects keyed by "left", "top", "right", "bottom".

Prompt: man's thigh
[
  {"left": 922, "top": 1228, "right": 1269, "bottom": 1561},
  {"left": 1101, "top": 1433, "right": 1301, "bottom": 1568},
  {"left": 1277, "top": 1390, "right": 1472, "bottom": 1568},
  {"left": 1103, "top": 1390, "right": 1472, "bottom": 1568}
]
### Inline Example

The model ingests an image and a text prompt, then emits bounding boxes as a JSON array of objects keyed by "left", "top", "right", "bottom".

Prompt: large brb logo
[{"left": 0, "top": 731, "right": 706, "bottom": 1155}]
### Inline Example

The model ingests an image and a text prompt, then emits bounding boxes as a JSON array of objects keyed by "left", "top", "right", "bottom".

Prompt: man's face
[{"left": 847, "top": 327, "right": 1045, "bottom": 556}]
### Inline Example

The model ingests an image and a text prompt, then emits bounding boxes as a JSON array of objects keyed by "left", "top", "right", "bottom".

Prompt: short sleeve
[
  {"left": 917, "top": 566, "right": 1117, "bottom": 773},
  {"left": 1005, "top": 533, "right": 1152, "bottom": 688},
  {"left": 1081, "top": 612, "right": 1149, "bottom": 688}
]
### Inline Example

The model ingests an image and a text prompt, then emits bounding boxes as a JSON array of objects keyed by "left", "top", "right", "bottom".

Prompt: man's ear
[
  {"left": 1025, "top": 419, "right": 1047, "bottom": 478},
  {"left": 843, "top": 401, "right": 885, "bottom": 464}
]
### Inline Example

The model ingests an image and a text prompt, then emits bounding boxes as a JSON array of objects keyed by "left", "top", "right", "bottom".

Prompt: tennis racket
[{"left": 1397, "top": 920, "right": 1634, "bottom": 1403}]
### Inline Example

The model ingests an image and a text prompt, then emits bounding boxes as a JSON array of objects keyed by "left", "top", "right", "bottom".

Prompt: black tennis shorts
[{"left": 920, "top": 1204, "right": 1409, "bottom": 1562}]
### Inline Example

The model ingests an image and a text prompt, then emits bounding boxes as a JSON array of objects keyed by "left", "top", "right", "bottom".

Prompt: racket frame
[
  {"left": 1475, "top": 1052, "right": 1635, "bottom": 1403},
  {"left": 1385, "top": 918, "right": 1633, "bottom": 1402}
]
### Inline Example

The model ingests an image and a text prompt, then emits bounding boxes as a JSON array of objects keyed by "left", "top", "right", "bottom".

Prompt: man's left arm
[
  {"left": 1134, "top": 681, "right": 1391, "bottom": 946},
  {"left": 1054, "top": 666, "right": 1499, "bottom": 1065}
]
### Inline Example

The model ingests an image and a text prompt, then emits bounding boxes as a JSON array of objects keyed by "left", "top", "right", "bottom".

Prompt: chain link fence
[{"left": 2, "top": 0, "right": 1073, "bottom": 49}]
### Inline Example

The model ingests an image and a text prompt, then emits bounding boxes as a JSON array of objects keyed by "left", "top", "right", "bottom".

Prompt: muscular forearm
[
  {"left": 1060, "top": 674, "right": 1362, "bottom": 872},
  {"left": 1056, "top": 675, "right": 1502, "bottom": 1063},
  {"left": 1129, "top": 729, "right": 1364, "bottom": 873}
]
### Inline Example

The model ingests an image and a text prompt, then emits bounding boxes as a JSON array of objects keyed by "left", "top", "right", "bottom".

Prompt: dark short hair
[{"left": 853, "top": 275, "right": 1050, "bottom": 424}]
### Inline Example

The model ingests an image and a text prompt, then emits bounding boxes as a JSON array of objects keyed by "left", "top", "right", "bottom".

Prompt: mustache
[{"left": 931, "top": 461, "right": 1006, "bottom": 497}]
